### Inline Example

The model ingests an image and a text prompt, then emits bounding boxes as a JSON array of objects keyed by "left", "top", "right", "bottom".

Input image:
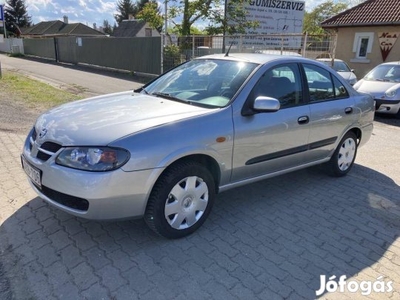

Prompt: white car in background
[
  {"left": 353, "top": 61, "right": 400, "bottom": 117},
  {"left": 317, "top": 58, "right": 358, "bottom": 86}
]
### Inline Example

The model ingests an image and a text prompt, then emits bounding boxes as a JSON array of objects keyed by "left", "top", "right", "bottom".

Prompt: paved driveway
[
  {"left": 0, "top": 53, "right": 143, "bottom": 97},
  {"left": 0, "top": 56, "right": 399, "bottom": 299}
]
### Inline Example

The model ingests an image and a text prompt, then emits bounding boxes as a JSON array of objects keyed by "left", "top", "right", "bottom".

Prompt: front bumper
[
  {"left": 21, "top": 132, "right": 162, "bottom": 220},
  {"left": 375, "top": 99, "right": 400, "bottom": 115}
]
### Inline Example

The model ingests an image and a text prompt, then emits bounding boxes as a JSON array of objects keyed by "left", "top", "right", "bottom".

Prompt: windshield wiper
[
  {"left": 134, "top": 87, "right": 151, "bottom": 94},
  {"left": 151, "top": 92, "right": 191, "bottom": 104}
]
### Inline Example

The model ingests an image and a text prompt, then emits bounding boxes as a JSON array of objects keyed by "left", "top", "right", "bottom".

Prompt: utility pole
[{"left": 164, "top": 0, "right": 168, "bottom": 40}]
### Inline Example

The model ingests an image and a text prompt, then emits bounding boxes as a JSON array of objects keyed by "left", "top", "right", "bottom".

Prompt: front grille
[
  {"left": 37, "top": 151, "right": 51, "bottom": 161},
  {"left": 41, "top": 142, "right": 63, "bottom": 153},
  {"left": 28, "top": 128, "right": 63, "bottom": 162},
  {"left": 41, "top": 185, "right": 89, "bottom": 211},
  {"left": 32, "top": 128, "right": 37, "bottom": 141},
  {"left": 35, "top": 141, "right": 63, "bottom": 162}
]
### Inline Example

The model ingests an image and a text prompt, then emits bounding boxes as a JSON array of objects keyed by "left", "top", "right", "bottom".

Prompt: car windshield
[
  {"left": 364, "top": 64, "right": 400, "bottom": 82},
  {"left": 142, "top": 59, "right": 258, "bottom": 108},
  {"left": 321, "top": 60, "right": 351, "bottom": 72}
]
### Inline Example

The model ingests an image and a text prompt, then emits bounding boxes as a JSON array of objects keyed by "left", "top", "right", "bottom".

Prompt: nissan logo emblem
[{"left": 39, "top": 128, "right": 48, "bottom": 139}]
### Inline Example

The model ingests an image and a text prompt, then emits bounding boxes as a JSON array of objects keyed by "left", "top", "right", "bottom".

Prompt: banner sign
[
  {"left": 226, "top": 0, "right": 305, "bottom": 48},
  {"left": 378, "top": 32, "right": 399, "bottom": 62}
]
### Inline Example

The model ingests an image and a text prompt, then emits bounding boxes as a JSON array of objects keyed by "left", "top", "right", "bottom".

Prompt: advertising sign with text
[{"left": 227, "top": 0, "right": 305, "bottom": 48}]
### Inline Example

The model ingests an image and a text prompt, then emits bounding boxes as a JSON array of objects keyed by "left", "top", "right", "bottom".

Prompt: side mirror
[
  {"left": 351, "top": 69, "right": 355, "bottom": 73},
  {"left": 253, "top": 96, "right": 280, "bottom": 112}
]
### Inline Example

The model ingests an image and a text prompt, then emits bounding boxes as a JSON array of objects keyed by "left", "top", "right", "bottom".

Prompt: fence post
[
  {"left": 192, "top": 35, "right": 195, "bottom": 58},
  {"left": 161, "top": 34, "right": 164, "bottom": 74},
  {"left": 53, "top": 37, "right": 59, "bottom": 62},
  {"left": 331, "top": 33, "right": 338, "bottom": 61},
  {"left": 303, "top": 32, "right": 308, "bottom": 58}
]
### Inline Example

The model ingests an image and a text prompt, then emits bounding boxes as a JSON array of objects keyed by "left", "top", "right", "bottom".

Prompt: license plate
[{"left": 21, "top": 156, "right": 42, "bottom": 188}]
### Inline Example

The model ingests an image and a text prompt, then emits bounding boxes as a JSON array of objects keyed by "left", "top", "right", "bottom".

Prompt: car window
[
  {"left": 144, "top": 59, "right": 258, "bottom": 107},
  {"left": 333, "top": 76, "right": 349, "bottom": 98},
  {"left": 304, "top": 64, "right": 349, "bottom": 102},
  {"left": 333, "top": 61, "right": 351, "bottom": 72},
  {"left": 320, "top": 60, "right": 350, "bottom": 72},
  {"left": 251, "top": 63, "right": 303, "bottom": 108},
  {"left": 304, "top": 64, "right": 335, "bottom": 102},
  {"left": 364, "top": 64, "right": 400, "bottom": 82}
]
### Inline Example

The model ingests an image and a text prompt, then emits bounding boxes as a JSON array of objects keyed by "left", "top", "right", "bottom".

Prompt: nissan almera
[{"left": 22, "top": 53, "right": 374, "bottom": 238}]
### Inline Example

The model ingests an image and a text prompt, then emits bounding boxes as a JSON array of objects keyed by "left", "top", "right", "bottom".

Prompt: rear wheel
[
  {"left": 327, "top": 131, "right": 358, "bottom": 177},
  {"left": 145, "top": 161, "right": 215, "bottom": 239}
]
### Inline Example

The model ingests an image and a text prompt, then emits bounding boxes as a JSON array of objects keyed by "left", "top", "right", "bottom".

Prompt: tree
[
  {"left": 136, "top": 0, "right": 153, "bottom": 13},
  {"left": 206, "top": 0, "right": 258, "bottom": 35},
  {"left": 303, "top": 1, "right": 348, "bottom": 35},
  {"left": 102, "top": 20, "right": 113, "bottom": 35},
  {"left": 136, "top": 1, "right": 163, "bottom": 32},
  {"left": 4, "top": 0, "right": 32, "bottom": 36},
  {"left": 168, "top": 0, "right": 257, "bottom": 36},
  {"left": 115, "top": 0, "right": 156, "bottom": 25},
  {"left": 114, "top": 0, "right": 136, "bottom": 24}
]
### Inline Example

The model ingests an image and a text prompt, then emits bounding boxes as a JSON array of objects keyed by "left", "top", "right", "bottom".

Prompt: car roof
[
  {"left": 316, "top": 58, "right": 345, "bottom": 62},
  {"left": 196, "top": 53, "right": 313, "bottom": 65}
]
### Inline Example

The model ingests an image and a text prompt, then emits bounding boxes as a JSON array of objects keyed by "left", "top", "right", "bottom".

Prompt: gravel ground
[{"left": 0, "top": 91, "right": 43, "bottom": 135}]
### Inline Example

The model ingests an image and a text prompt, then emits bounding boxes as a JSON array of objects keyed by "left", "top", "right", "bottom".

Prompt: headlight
[
  {"left": 56, "top": 147, "right": 130, "bottom": 171},
  {"left": 385, "top": 88, "right": 398, "bottom": 98}
]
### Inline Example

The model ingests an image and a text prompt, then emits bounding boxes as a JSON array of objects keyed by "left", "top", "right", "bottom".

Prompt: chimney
[
  {"left": 128, "top": 14, "right": 134, "bottom": 20},
  {"left": 93, "top": 23, "right": 97, "bottom": 30},
  {"left": 63, "top": 15, "right": 68, "bottom": 24}
]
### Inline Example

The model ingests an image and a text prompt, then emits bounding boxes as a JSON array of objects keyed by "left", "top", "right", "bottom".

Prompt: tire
[
  {"left": 144, "top": 161, "right": 215, "bottom": 239},
  {"left": 326, "top": 131, "right": 358, "bottom": 177}
]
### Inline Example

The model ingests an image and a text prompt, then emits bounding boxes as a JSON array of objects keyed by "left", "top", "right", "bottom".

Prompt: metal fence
[
  {"left": 3, "top": 33, "right": 336, "bottom": 76},
  {"left": 0, "top": 37, "right": 24, "bottom": 54},
  {"left": 23, "top": 36, "right": 162, "bottom": 75},
  {"left": 163, "top": 33, "right": 337, "bottom": 72}
]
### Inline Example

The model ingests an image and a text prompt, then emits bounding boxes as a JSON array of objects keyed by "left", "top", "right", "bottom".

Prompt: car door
[
  {"left": 231, "top": 63, "right": 311, "bottom": 182},
  {"left": 302, "top": 63, "right": 357, "bottom": 162}
]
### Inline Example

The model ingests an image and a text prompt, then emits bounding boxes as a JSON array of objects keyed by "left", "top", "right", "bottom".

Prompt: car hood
[
  {"left": 355, "top": 80, "right": 399, "bottom": 97},
  {"left": 35, "top": 91, "right": 214, "bottom": 146}
]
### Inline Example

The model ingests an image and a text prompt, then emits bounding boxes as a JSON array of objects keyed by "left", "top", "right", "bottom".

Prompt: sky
[{"left": 10, "top": 0, "right": 337, "bottom": 29}]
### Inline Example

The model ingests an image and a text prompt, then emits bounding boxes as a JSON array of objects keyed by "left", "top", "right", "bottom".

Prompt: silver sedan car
[
  {"left": 21, "top": 53, "right": 375, "bottom": 238},
  {"left": 353, "top": 61, "right": 400, "bottom": 117}
]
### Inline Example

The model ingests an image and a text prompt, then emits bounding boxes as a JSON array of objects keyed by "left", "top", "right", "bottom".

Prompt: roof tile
[{"left": 321, "top": 0, "right": 400, "bottom": 27}]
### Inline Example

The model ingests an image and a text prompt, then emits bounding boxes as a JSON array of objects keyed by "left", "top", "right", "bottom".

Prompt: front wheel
[
  {"left": 145, "top": 161, "right": 215, "bottom": 239},
  {"left": 326, "top": 131, "right": 358, "bottom": 177}
]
